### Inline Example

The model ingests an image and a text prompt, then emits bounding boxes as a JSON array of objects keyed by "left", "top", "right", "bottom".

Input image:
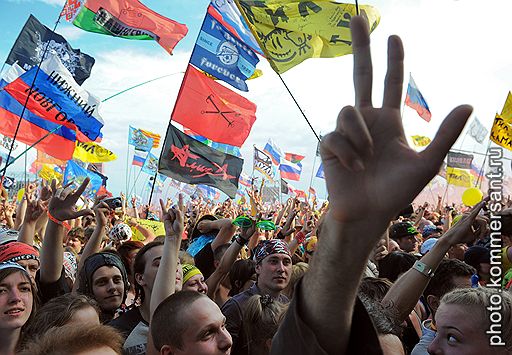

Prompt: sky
[{"left": 0, "top": 0, "right": 511, "bottom": 204}]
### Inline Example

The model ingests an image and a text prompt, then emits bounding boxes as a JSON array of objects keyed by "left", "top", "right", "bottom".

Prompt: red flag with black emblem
[
  {"left": 158, "top": 123, "right": 243, "bottom": 198},
  {"left": 171, "top": 65, "right": 257, "bottom": 147}
]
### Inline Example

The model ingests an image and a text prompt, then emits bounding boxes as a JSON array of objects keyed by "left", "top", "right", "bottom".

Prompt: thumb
[{"left": 72, "top": 208, "right": 94, "bottom": 219}]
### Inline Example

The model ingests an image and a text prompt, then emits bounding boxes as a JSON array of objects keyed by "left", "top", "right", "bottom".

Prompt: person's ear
[
  {"left": 255, "top": 263, "right": 262, "bottom": 276},
  {"left": 426, "top": 295, "right": 440, "bottom": 314},
  {"left": 160, "top": 345, "right": 174, "bottom": 355},
  {"left": 134, "top": 272, "right": 145, "bottom": 287}
]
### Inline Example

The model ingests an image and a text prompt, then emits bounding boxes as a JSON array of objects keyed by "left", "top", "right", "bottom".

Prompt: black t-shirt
[
  {"left": 35, "top": 267, "right": 71, "bottom": 305},
  {"left": 194, "top": 242, "right": 215, "bottom": 279},
  {"left": 109, "top": 306, "right": 145, "bottom": 340}
]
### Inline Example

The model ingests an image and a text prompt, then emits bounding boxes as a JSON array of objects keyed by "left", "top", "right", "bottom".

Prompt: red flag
[
  {"left": 96, "top": 185, "right": 112, "bottom": 197},
  {"left": 172, "top": 65, "right": 257, "bottom": 147},
  {"left": 285, "top": 153, "right": 305, "bottom": 163}
]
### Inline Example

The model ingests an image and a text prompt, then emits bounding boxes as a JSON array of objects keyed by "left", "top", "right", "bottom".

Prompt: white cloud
[
  {"left": 7, "top": 0, "right": 512, "bottom": 202},
  {"left": 56, "top": 26, "right": 85, "bottom": 41}
]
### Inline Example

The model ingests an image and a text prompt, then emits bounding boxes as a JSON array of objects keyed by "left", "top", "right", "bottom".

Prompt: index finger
[
  {"left": 159, "top": 198, "right": 168, "bottom": 215},
  {"left": 350, "top": 16, "right": 373, "bottom": 108},
  {"left": 71, "top": 177, "right": 90, "bottom": 199}
]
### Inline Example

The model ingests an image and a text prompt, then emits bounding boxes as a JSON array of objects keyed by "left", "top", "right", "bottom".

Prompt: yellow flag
[
  {"left": 73, "top": 141, "right": 117, "bottom": 163},
  {"left": 501, "top": 92, "right": 512, "bottom": 122},
  {"left": 411, "top": 135, "right": 431, "bottom": 147},
  {"left": 128, "top": 218, "right": 166, "bottom": 241},
  {"left": 446, "top": 167, "right": 473, "bottom": 188},
  {"left": 490, "top": 114, "right": 512, "bottom": 151},
  {"left": 38, "top": 164, "right": 63, "bottom": 182},
  {"left": 235, "top": 1, "right": 380, "bottom": 73}
]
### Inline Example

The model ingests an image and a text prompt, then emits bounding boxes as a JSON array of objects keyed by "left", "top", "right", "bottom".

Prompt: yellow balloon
[
  {"left": 17, "top": 188, "right": 25, "bottom": 203},
  {"left": 462, "top": 188, "right": 483, "bottom": 206}
]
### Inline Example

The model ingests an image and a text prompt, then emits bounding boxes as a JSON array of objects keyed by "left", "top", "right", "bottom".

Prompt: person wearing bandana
[{"left": 221, "top": 239, "right": 291, "bottom": 355}]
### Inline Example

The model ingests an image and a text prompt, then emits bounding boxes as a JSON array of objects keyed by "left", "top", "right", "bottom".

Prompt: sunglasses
[{"left": 232, "top": 216, "right": 276, "bottom": 231}]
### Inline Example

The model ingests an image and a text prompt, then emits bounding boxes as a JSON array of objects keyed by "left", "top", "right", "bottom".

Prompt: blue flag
[
  {"left": 190, "top": 12, "right": 259, "bottom": 92},
  {"left": 63, "top": 160, "right": 102, "bottom": 197},
  {"left": 316, "top": 163, "right": 325, "bottom": 179},
  {"left": 129, "top": 126, "right": 154, "bottom": 152},
  {"left": 142, "top": 152, "right": 158, "bottom": 175}
]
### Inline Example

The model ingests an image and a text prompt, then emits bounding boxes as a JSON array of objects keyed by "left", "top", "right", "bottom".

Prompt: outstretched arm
[
  {"left": 382, "top": 200, "right": 486, "bottom": 324},
  {"left": 274, "top": 16, "right": 472, "bottom": 355}
]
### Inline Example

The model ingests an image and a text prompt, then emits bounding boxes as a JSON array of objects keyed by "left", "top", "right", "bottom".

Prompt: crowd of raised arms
[{"left": 1, "top": 16, "right": 512, "bottom": 355}]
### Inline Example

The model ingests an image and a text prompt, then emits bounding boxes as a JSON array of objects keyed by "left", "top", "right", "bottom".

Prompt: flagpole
[
  {"left": 1, "top": 4, "right": 66, "bottom": 183},
  {"left": 125, "top": 144, "right": 131, "bottom": 198},
  {"left": 148, "top": 170, "right": 158, "bottom": 207},
  {"left": 0, "top": 125, "right": 63, "bottom": 175},
  {"left": 476, "top": 141, "right": 492, "bottom": 188},
  {"left": 308, "top": 153, "right": 317, "bottom": 201}
]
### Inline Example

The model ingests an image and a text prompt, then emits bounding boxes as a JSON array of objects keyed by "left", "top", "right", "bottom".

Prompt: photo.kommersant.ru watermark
[{"left": 486, "top": 146, "right": 506, "bottom": 347}]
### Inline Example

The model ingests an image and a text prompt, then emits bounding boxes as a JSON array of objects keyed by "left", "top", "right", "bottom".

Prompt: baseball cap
[{"left": 389, "top": 222, "right": 419, "bottom": 240}]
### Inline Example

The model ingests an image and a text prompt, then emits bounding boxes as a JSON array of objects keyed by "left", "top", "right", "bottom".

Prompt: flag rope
[
  {"left": 1, "top": 3, "right": 66, "bottom": 182},
  {"left": 277, "top": 74, "right": 321, "bottom": 143}
]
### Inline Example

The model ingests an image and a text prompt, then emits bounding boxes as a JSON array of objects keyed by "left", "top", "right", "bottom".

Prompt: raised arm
[
  {"left": 206, "top": 219, "right": 256, "bottom": 300},
  {"left": 149, "top": 199, "right": 183, "bottom": 320},
  {"left": 382, "top": 200, "right": 485, "bottom": 324},
  {"left": 40, "top": 178, "right": 93, "bottom": 284},
  {"left": 272, "top": 16, "right": 472, "bottom": 355}
]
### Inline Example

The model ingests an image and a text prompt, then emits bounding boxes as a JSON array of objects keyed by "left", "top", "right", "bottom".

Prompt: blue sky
[{"left": 1, "top": 0, "right": 512, "bottom": 204}]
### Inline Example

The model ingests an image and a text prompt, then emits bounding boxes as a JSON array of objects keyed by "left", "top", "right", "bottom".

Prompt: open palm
[{"left": 321, "top": 17, "right": 472, "bottom": 223}]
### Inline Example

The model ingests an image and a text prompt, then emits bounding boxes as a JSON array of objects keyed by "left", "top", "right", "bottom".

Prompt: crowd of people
[{"left": 0, "top": 16, "right": 511, "bottom": 355}]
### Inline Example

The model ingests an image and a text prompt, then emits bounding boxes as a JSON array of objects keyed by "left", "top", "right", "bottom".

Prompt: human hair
[
  {"left": 83, "top": 226, "right": 96, "bottom": 241},
  {"left": 213, "top": 243, "right": 230, "bottom": 263},
  {"left": 151, "top": 291, "right": 206, "bottom": 351},
  {"left": 117, "top": 240, "right": 144, "bottom": 277},
  {"left": 21, "top": 293, "right": 100, "bottom": 345},
  {"left": 67, "top": 227, "right": 85, "bottom": 243},
  {"left": 243, "top": 294, "right": 288, "bottom": 355},
  {"left": 378, "top": 251, "right": 416, "bottom": 282},
  {"left": 424, "top": 259, "right": 475, "bottom": 299},
  {"left": 283, "top": 262, "right": 309, "bottom": 299},
  {"left": 133, "top": 240, "right": 163, "bottom": 303},
  {"left": 359, "top": 277, "right": 393, "bottom": 302},
  {"left": 19, "top": 324, "right": 123, "bottom": 355},
  {"left": 229, "top": 259, "right": 256, "bottom": 297},
  {"left": 179, "top": 250, "right": 195, "bottom": 265},
  {"left": 0, "top": 267, "right": 38, "bottom": 351},
  {"left": 440, "top": 288, "right": 512, "bottom": 348}
]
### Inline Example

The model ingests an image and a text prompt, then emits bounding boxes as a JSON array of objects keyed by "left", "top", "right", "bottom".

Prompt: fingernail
[{"left": 353, "top": 159, "right": 365, "bottom": 172}]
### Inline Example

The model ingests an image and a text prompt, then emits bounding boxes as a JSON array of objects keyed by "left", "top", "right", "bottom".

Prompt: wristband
[
  {"left": 47, "top": 211, "right": 71, "bottom": 231},
  {"left": 235, "top": 236, "right": 248, "bottom": 247},
  {"left": 413, "top": 260, "right": 435, "bottom": 278}
]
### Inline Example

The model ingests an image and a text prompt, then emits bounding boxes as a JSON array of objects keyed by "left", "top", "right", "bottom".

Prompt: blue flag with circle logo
[
  {"left": 63, "top": 160, "right": 102, "bottom": 198},
  {"left": 190, "top": 12, "right": 259, "bottom": 92}
]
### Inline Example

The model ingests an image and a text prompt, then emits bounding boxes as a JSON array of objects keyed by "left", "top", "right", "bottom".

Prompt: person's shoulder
[{"left": 109, "top": 306, "right": 143, "bottom": 334}]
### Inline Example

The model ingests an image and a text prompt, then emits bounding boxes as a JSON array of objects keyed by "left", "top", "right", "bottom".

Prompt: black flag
[
  {"left": 6, "top": 15, "right": 95, "bottom": 85},
  {"left": 159, "top": 124, "right": 243, "bottom": 198}
]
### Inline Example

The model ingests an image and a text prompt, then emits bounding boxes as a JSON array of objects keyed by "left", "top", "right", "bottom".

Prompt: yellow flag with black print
[
  {"left": 446, "top": 167, "right": 473, "bottom": 188},
  {"left": 490, "top": 114, "right": 512, "bottom": 151},
  {"left": 411, "top": 135, "right": 431, "bottom": 147},
  {"left": 235, "top": 0, "right": 380, "bottom": 73},
  {"left": 500, "top": 92, "right": 512, "bottom": 122},
  {"left": 38, "top": 164, "right": 63, "bottom": 182},
  {"left": 73, "top": 141, "right": 117, "bottom": 163}
]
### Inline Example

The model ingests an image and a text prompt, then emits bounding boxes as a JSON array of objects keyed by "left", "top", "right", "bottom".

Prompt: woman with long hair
[{"left": 0, "top": 262, "right": 37, "bottom": 355}]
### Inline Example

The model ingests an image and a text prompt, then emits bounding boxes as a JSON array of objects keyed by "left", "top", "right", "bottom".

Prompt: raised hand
[
  {"left": 39, "top": 180, "right": 52, "bottom": 202},
  {"left": 159, "top": 198, "right": 184, "bottom": 238},
  {"left": 320, "top": 16, "right": 472, "bottom": 223},
  {"left": 93, "top": 196, "right": 110, "bottom": 227},
  {"left": 24, "top": 196, "right": 46, "bottom": 224},
  {"left": 48, "top": 178, "right": 94, "bottom": 222}
]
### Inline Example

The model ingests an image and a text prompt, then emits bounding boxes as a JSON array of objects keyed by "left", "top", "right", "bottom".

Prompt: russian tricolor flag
[
  {"left": 239, "top": 173, "right": 252, "bottom": 188},
  {"left": 279, "top": 160, "right": 302, "bottom": 181},
  {"left": 263, "top": 139, "right": 283, "bottom": 166},
  {"left": 132, "top": 151, "right": 146, "bottom": 167},
  {"left": 405, "top": 74, "right": 431, "bottom": 122}
]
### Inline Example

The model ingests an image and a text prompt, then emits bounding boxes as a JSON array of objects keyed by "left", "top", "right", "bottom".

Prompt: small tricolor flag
[
  {"left": 279, "top": 160, "right": 302, "bottom": 181},
  {"left": 308, "top": 187, "right": 316, "bottom": 197},
  {"left": 316, "top": 163, "right": 325, "bottom": 179},
  {"left": 263, "top": 139, "right": 283, "bottom": 166},
  {"left": 405, "top": 74, "right": 431, "bottom": 122},
  {"left": 239, "top": 173, "right": 252, "bottom": 188},
  {"left": 132, "top": 151, "right": 146, "bottom": 167}
]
